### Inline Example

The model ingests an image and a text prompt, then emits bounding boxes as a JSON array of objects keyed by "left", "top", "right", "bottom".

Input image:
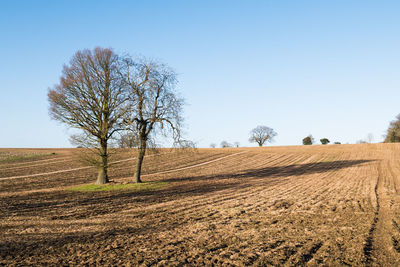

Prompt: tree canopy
[
  {"left": 320, "top": 138, "right": 330, "bottom": 145},
  {"left": 249, "top": 126, "right": 277, "bottom": 147},
  {"left": 302, "top": 135, "right": 314, "bottom": 145},
  {"left": 48, "top": 47, "right": 184, "bottom": 184},
  {"left": 120, "top": 57, "right": 184, "bottom": 183},
  {"left": 384, "top": 114, "right": 400, "bottom": 143}
]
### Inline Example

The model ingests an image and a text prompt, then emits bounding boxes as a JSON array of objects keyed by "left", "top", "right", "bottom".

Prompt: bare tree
[
  {"left": 234, "top": 141, "right": 240, "bottom": 147},
  {"left": 220, "top": 141, "right": 232, "bottom": 148},
  {"left": 249, "top": 126, "right": 277, "bottom": 147},
  {"left": 121, "top": 58, "right": 184, "bottom": 183},
  {"left": 210, "top": 143, "right": 217, "bottom": 148},
  {"left": 172, "top": 139, "right": 197, "bottom": 153},
  {"left": 48, "top": 47, "right": 128, "bottom": 184},
  {"left": 118, "top": 131, "right": 138, "bottom": 148}
]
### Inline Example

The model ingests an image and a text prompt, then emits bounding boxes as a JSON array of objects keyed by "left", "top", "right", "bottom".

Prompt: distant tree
[
  {"left": 173, "top": 139, "right": 197, "bottom": 153},
  {"left": 249, "top": 126, "right": 277, "bottom": 147},
  {"left": 48, "top": 48, "right": 128, "bottom": 184},
  {"left": 356, "top": 140, "right": 367, "bottom": 144},
  {"left": 118, "top": 131, "right": 138, "bottom": 148},
  {"left": 234, "top": 142, "right": 240, "bottom": 148},
  {"left": 384, "top": 114, "right": 400, "bottom": 143},
  {"left": 302, "top": 135, "right": 314, "bottom": 145},
  {"left": 221, "top": 141, "right": 232, "bottom": 148},
  {"left": 320, "top": 138, "right": 330, "bottom": 145},
  {"left": 334, "top": 142, "right": 341, "bottom": 145},
  {"left": 210, "top": 143, "right": 216, "bottom": 148}
]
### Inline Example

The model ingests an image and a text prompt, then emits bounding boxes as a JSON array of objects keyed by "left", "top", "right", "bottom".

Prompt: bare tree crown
[
  {"left": 120, "top": 57, "right": 184, "bottom": 182},
  {"left": 121, "top": 58, "right": 183, "bottom": 144},
  {"left": 249, "top": 125, "right": 277, "bottom": 147},
  {"left": 48, "top": 48, "right": 186, "bottom": 184},
  {"left": 48, "top": 48, "right": 128, "bottom": 139}
]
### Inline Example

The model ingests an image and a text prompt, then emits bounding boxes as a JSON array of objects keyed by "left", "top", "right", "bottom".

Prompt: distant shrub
[
  {"left": 320, "top": 138, "right": 330, "bottom": 145},
  {"left": 334, "top": 142, "right": 341, "bottom": 144},
  {"left": 302, "top": 135, "right": 314, "bottom": 145},
  {"left": 220, "top": 141, "right": 232, "bottom": 148},
  {"left": 384, "top": 114, "right": 400, "bottom": 143}
]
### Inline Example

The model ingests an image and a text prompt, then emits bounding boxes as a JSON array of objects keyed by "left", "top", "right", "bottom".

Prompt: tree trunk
[
  {"left": 96, "top": 139, "right": 109, "bottom": 184},
  {"left": 96, "top": 167, "right": 108, "bottom": 184},
  {"left": 133, "top": 138, "right": 146, "bottom": 183}
]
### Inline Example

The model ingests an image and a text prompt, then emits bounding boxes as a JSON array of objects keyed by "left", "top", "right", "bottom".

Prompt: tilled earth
[{"left": 1, "top": 144, "right": 400, "bottom": 266}]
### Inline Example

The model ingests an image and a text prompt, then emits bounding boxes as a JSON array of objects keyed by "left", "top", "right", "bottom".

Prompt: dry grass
[
  {"left": 68, "top": 181, "right": 168, "bottom": 192},
  {"left": 1, "top": 144, "right": 400, "bottom": 266}
]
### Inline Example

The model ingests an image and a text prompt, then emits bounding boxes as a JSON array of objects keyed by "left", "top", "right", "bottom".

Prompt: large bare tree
[
  {"left": 121, "top": 58, "right": 183, "bottom": 183},
  {"left": 249, "top": 125, "right": 277, "bottom": 147},
  {"left": 48, "top": 47, "right": 128, "bottom": 184}
]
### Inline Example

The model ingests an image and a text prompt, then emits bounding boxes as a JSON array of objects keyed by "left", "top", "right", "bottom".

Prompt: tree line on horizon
[
  {"left": 209, "top": 113, "right": 400, "bottom": 149},
  {"left": 211, "top": 125, "right": 277, "bottom": 148},
  {"left": 212, "top": 131, "right": 337, "bottom": 148}
]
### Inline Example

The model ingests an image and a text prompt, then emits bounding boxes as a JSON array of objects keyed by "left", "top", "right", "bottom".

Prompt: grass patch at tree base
[{"left": 67, "top": 181, "right": 168, "bottom": 192}]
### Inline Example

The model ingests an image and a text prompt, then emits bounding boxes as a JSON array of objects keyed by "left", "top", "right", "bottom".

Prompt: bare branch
[
  {"left": 48, "top": 47, "right": 128, "bottom": 184},
  {"left": 249, "top": 125, "right": 277, "bottom": 147},
  {"left": 120, "top": 57, "right": 185, "bottom": 182}
]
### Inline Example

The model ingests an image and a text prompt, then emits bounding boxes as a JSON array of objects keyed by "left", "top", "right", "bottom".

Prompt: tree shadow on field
[
  {"left": 0, "top": 159, "right": 377, "bottom": 261},
  {"left": 0, "top": 180, "right": 243, "bottom": 219},
  {"left": 164, "top": 159, "right": 375, "bottom": 183},
  {"left": 1, "top": 160, "right": 374, "bottom": 221}
]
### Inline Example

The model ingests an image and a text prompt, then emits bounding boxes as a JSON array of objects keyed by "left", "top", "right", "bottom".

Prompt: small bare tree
[
  {"left": 210, "top": 143, "right": 217, "bottom": 148},
  {"left": 172, "top": 139, "right": 197, "bottom": 154},
  {"left": 121, "top": 57, "right": 184, "bottom": 183},
  {"left": 118, "top": 131, "right": 138, "bottom": 148},
  {"left": 48, "top": 47, "right": 128, "bottom": 184},
  {"left": 249, "top": 126, "right": 277, "bottom": 147},
  {"left": 220, "top": 141, "right": 231, "bottom": 148}
]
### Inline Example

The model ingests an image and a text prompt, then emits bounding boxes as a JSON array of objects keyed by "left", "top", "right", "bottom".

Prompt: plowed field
[{"left": 1, "top": 144, "right": 400, "bottom": 266}]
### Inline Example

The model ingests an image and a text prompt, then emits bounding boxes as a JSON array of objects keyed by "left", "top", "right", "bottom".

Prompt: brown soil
[{"left": 1, "top": 144, "right": 400, "bottom": 266}]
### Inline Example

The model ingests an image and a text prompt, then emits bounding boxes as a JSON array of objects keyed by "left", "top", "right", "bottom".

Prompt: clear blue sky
[{"left": 1, "top": 0, "right": 399, "bottom": 148}]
